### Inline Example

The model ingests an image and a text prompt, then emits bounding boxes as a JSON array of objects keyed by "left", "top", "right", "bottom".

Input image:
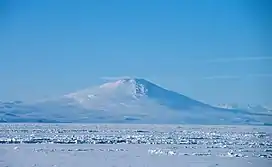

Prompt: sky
[{"left": 0, "top": 0, "right": 271, "bottom": 105}]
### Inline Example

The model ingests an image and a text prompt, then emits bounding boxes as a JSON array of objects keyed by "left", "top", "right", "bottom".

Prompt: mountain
[
  {"left": 246, "top": 105, "right": 272, "bottom": 113},
  {"left": 215, "top": 104, "right": 239, "bottom": 110},
  {"left": 0, "top": 78, "right": 271, "bottom": 125},
  {"left": 0, "top": 101, "right": 23, "bottom": 108},
  {"left": 216, "top": 103, "right": 272, "bottom": 113}
]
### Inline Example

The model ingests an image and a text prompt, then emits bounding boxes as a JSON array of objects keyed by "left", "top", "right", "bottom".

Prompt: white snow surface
[{"left": 0, "top": 123, "right": 271, "bottom": 167}]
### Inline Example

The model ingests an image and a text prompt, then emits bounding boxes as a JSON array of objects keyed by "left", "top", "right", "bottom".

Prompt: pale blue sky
[{"left": 0, "top": 0, "right": 271, "bottom": 105}]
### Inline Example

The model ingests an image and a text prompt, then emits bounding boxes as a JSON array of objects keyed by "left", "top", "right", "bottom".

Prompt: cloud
[
  {"left": 202, "top": 74, "right": 272, "bottom": 80},
  {"left": 207, "top": 56, "right": 272, "bottom": 63}
]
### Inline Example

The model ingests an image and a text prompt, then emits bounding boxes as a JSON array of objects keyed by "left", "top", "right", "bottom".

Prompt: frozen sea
[{"left": 0, "top": 124, "right": 271, "bottom": 167}]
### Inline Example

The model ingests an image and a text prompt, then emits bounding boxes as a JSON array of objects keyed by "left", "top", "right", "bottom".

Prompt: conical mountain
[{"left": 0, "top": 78, "right": 271, "bottom": 125}]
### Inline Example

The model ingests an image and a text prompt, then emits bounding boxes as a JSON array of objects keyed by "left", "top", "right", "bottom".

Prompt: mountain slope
[{"left": 1, "top": 78, "right": 271, "bottom": 125}]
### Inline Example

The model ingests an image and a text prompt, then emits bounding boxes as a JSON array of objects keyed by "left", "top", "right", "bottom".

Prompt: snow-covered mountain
[
  {"left": 245, "top": 105, "right": 271, "bottom": 113},
  {"left": 63, "top": 78, "right": 212, "bottom": 111},
  {"left": 216, "top": 103, "right": 272, "bottom": 113},
  {"left": 0, "top": 78, "right": 271, "bottom": 125},
  {"left": 215, "top": 104, "right": 239, "bottom": 110}
]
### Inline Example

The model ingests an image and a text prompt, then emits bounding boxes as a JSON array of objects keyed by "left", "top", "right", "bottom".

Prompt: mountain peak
[
  {"left": 99, "top": 78, "right": 154, "bottom": 93},
  {"left": 100, "top": 78, "right": 146, "bottom": 87},
  {"left": 63, "top": 78, "right": 153, "bottom": 107},
  {"left": 101, "top": 77, "right": 152, "bottom": 85}
]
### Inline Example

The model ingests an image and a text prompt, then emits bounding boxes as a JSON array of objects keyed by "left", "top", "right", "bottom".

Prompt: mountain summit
[
  {"left": 1, "top": 78, "right": 271, "bottom": 125},
  {"left": 63, "top": 78, "right": 209, "bottom": 110},
  {"left": 64, "top": 78, "right": 151, "bottom": 103}
]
